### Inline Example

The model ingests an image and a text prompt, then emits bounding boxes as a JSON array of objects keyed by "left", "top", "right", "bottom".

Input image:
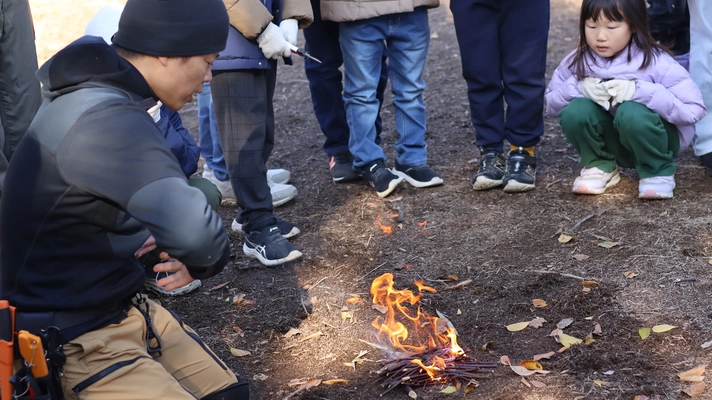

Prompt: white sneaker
[
  {"left": 639, "top": 175, "right": 675, "bottom": 199},
  {"left": 267, "top": 169, "right": 290, "bottom": 185},
  {"left": 202, "top": 166, "right": 236, "bottom": 205},
  {"left": 270, "top": 181, "right": 297, "bottom": 207},
  {"left": 572, "top": 166, "right": 620, "bottom": 195}
]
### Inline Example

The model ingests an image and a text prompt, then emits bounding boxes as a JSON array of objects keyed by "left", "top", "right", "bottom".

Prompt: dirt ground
[{"left": 31, "top": 0, "right": 712, "bottom": 399}]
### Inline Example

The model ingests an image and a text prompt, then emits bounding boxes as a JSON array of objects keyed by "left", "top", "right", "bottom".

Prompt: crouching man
[{"left": 0, "top": 0, "right": 248, "bottom": 398}]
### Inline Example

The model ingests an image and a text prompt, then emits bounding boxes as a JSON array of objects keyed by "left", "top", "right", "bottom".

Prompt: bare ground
[{"left": 32, "top": 1, "right": 712, "bottom": 399}]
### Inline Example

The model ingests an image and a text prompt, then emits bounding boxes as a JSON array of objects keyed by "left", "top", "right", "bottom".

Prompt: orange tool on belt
[
  {"left": 0, "top": 300, "right": 16, "bottom": 400},
  {"left": 18, "top": 331, "right": 49, "bottom": 379}
]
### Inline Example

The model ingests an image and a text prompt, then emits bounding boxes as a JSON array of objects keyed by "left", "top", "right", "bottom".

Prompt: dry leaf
[
  {"left": 532, "top": 299, "right": 548, "bottom": 308},
  {"left": 345, "top": 297, "right": 363, "bottom": 304},
  {"left": 678, "top": 365, "right": 706, "bottom": 382},
  {"left": 683, "top": 382, "right": 706, "bottom": 398},
  {"left": 702, "top": 340, "right": 712, "bottom": 349},
  {"left": 241, "top": 299, "right": 256, "bottom": 306},
  {"left": 510, "top": 365, "right": 539, "bottom": 376},
  {"left": 603, "top": 370, "right": 615, "bottom": 375},
  {"left": 521, "top": 377, "right": 532, "bottom": 388},
  {"left": 440, "top": 385, "right": 458, "bottom": 394},
  {"left": 624, "top": 271, "right": 638, "bottom": 278},
  {"left": 558, "top": 234, "right": 574, "bottom": 243},
  {"left": 301, "top": 283, "right": 313, "bottom": 290},
  {"left": 464, "top": 381, "right": 478, "bottom": 393},
  {"left": 593, "top": 380, "right": 608, "bottom": 386},
  {"left": 573, "top": 254, "right": 590, "bottom": 260},
  {"left": 299, "top": 331, "right": 324, "bottom": 342},
  {"left": 557, "top": 318, "right": 574, "bottom": 329},
  {"left": 597, "top": 241, "right": 619, "bottom": 248},
  {"left": 639, "top": 327, "right": 651, "bottom": 340},
  {"left": 500, "top": 355, "right": 512, "bottom": 366},
  {"left": 558, "top": 332, "right": 583, "bottom": 348},
  {"left": 209, "top": 282, "right": 229, "bottom": 291},
  {"left": 232, "top": 293, "right": 246, "bottom": 305},
  {"left": 529, "top": 317, "right": 547, "bottom": 328},
  {"left": 372, "top": 304, "right": 388, "bottom": 314},
  {"left": 232, "top": 326, "right": 244, "bottom": 337},
  {"left": 230, "top": 348, "right": 251, "bottom": 357},
  {"left": 580, "top": 280, "right": 599, "bottom": 287},
  {"left": 530, "top": 380, "right": 547, "bottom": 388},
  {"left": 341, "top": 311, "right": 353, "bottom": 321},
  {"left": 507, "top": 321, "right": 530, "bottom": 332},
  {"left": 252, "top": 373, "right": 268, "bottom": 381},
  {"left": 519, "top": 360, "right": 543, "bottom": 370},
  {"left": 581, "top": 287, "right": 591, "bottom": 295},
  {"left": 438, "top": 274, "right": 459, "bottom": 281},
  {"left": 652, "top": 324, "right": 677, "bottom": 333},
  {"left": 533, "top": 351, "right": 556, "bottom": 361},
  {"left": 305, "top": 379, "right": 322, "bottom": 389},
  {"left": 481, "top": 341, "right": 496, "bottom": 350},
  {"left": 444, "top": 279, "right": 473, "bottom": 291},
  {"left": 284, "top": 327, "right": 301, "bottom": 338},
  {"left": 288, "top": 378, "right": 309, "bottom": 387},
  {"left": 322, "top": 379, "right": 348, "bottom": 385},
  {"left": 583, "top": 337, "right": 596, "bottom": 345},
  {"left": 593, "top": 323, "right": 602, "bottom": 336}
]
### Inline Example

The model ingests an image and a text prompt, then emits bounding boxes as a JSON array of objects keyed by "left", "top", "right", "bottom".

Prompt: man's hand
[
  {"left": 279, "top": 19, "right": 298, "bottom": 46},
  {"left": 256, "top": 22, "right": 291, "bottom": 59},
  {"left": 135, "top": 235, "right": 157, "bottom": 258},
  {"left": 151, "top": 252, "right": 196, "bottom": 292},
  {"left": 579, "top": 77, "right": 612, "bottom": 110},
  {"left": 602, "top": 79, "right": 636, "bottom": 107}
]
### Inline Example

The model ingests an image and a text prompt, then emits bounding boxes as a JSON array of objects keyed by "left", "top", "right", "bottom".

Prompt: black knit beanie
[{"left": 112, "top": 0, "right": 229, "bottom": 57}]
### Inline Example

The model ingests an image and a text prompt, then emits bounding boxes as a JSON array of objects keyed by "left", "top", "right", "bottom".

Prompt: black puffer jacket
[
  {"left": 0, "top": 36, "right": 230, "bottom": 312},
  {"left": 647, "top": 0, "right": 689, "bottom": 56}
]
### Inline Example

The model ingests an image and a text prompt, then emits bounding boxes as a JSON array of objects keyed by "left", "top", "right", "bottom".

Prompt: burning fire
[{"left": 370, "top": 273, "right": 464, "bottom": 365}]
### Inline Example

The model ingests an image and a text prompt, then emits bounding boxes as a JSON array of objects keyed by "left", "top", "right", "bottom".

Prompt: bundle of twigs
[{"left": 375, "top": 347, "right": 497, "bottom": 396}]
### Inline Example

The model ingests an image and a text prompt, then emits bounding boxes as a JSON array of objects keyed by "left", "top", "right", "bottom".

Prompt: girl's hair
[{"left": 568, "top": 0, "right": 668, "bottom": 79}]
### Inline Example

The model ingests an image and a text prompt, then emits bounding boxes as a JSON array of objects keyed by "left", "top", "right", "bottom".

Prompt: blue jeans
[
  {"left": 340, "top": 8, "right": 430, "bottom": 169},
  {"left": 688, "top": 0, "right": 712, "bottom": 155},
  {"left": 303, "top": 0, "right": 388, "bottom": 157},
  {"left": 198, "top": 82, "right": 228, "bottom": 181}
]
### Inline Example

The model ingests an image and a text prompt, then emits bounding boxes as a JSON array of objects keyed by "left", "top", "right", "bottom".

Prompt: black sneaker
[
  {"left": 503, "top": 147, "right": 536, "bottom": 192},
  {"left": 329, "top": 152, "right": 361, "bottom": 182},
  {"left": 231, "top": 213, "right": 300, "bottom": 239},
  {"left": 394, "top": 162, "right": 444, "bottom": 188},
  {"left": 363, "top": 159, "right": 403, "bottom": 198},
  {"left": 145, "top": 269, "right": 201, "bottom": 297},
  {"left": 472, "top": 148, "right": 506, "bottom": 190},
  {"left": 243, "top": 226, "right": 303, "bottom": 266}
]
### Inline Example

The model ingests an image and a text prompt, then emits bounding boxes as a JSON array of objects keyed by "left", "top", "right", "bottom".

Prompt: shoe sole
[
  {"left": 272, "top": 195, "right": 296, "bottom": 207},
  {"left": 472, "top": 177, "right": 503, "bottom": 191},
  {"left": 639, "top": 190, "right": 673, "bottom": 199},
  {"left": 503, "top": 180, "right": 536, "bottom": 193},
  {"left": 573, "top": 173, "right": 621, "bottom": 195},
  {"left": 144, "top": 279, "right": 201, "bottom": 297},
  {"left": 242, "top": 244, "right": 303, "bottom": 266},
  {"left": 231, "top": 219, "right": 300, "bottom": 239},
  {"left": 393, "top": 170, "right": 444, "bottom": 188},
  {"left": 375, "top": 174, "right": 404, "bottom": 198}
]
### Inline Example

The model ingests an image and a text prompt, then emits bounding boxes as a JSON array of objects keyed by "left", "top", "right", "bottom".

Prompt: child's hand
[
  {"left": 603, "top": 79, "right": 636, "bottom": 107},
  {"left": 579, "top": 77, "right": 611, "bottom": 110}
]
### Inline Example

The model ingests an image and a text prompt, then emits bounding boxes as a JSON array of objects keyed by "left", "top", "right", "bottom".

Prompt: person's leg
[
  {"left": 198, "top": 83, "right": 215, "bottom": 169},
  {"left": 0, "top": 0, "right": 42, "bottom": 192},
  {"left": 61, "top": 298, "right": 243, "bottom": 399},
  {"left": 189, "top": 176, "right": 222, "bottom": 211},
  {"left": 688, "top": 0, "right": 712, "bottom": 161},
  {"left": 559, "top": 98, "right": 621, "bottom": 172}
]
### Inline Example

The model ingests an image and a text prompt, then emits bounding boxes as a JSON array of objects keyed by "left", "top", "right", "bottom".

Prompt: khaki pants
[{"left": 61, "top": 296, "right": 238, "bottom": 399}]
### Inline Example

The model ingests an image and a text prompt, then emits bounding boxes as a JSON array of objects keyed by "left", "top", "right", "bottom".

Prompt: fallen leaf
[
  {"left": 372, "top": 304, "right": 388, "bottom": 314},
  {"left": 678, "top": 365, "right": 706, "bottom": 382},
  {"left": 533, "top": 351, "right": 556, "bottom": 361},
  {"left": 284, "top": 327, "right": 301, "bottom": 338},
  {"left": 209, "top": 282, "right": 229, "bottom": 291},
  {"left": 597, "top": 241, "right": 619, "bottom": 249},
  {"left": 573, "top": 254, "right": 590, "bottom": 260},
  {"left": 558, "top": 332, "right": 583, "bottom": 348},
  {"left": 444, "top": 279, "right": 473, "bottom": 291},
  {"left": 557, "top": 318, "right": 574, "bottom": 329},
  {"left": 558, "top": 234, "right": 574, "bottom": 243},
  {"left": 507, "top": 321, "right": 530, "bottom": 332},
  {"left": 639, "top": 327, "right": 651, "bottom": 340},
  {"left": 531, "top": 380, "right": 547, "bottom": 388},
  {"left": 510, "top": 365, "right": 539, "bottom": 376},
  {"left": 232, "top": 326, "right": 244, "bottom": 337},
  {"left": 683, "top": 382, "right": 706, "bottom": 398},
  {"left": 230, "top": 348, "right": 251, "bottom": 357},
  {"left": 253, "top": 373, "right": 268, "bottom": 381},
  {"left": 345, "top": 297, "right": 363, "bottom": 304},
  {"left": 457, "top": 309, "right": 462, "bottom": 315},
  {"left": 581, "top": 287, "right": 591, "bottom": 295},
  {"left": 532, "top": 299, "right": 548, "bottom": 308},
  {"left": 652, "top": 324, "right": 677, "bottom": 333},
  {"left": 322, "top": 379, "right": 349, "bottom": 385},
  {"left": 464, "top": 381, "right": 478, "bottom": 393},
  {"left": 593, "top": 380, "right": 608, "bottom": 386},
  {"left": 519, "top": 360, "right": 543, "bottom": 370},
  {"left": 529, "top": 317, "right": 547, "bottom": 328},
  {"left": 624, "top": 271, "right": 638, "bottom": 278},
  {"left": 580, "top": 281, "right": 599, "bottom": 287},
  {"left": 288, "top": 378, "right": 309, "bottom": 387},
  {"left": 232, "top": 293, "right": 246, "bottom": 305},
  {"left": 438, "top": 274, "right": 459, "bottom": 281},
  {"left": 305, "top": 379, "right": 321, "bottom": 389},
  {"left": 241, "top": 299, "right": 256, "bottom": 306},
  {"left": 301, "top": 283, "right": 313, "bottom": 290},
  {"left": 549, "top": 328, "right": 563, "bottom": 337},
  {"left": 500, "top": 355, "right": 511, "bottom": 366},
  {"left": 702, "top": 340, "right": 712, "bottom": 349},
  {"left": 341, "top": 311, "right": 353, "bottom": 321},
  {"left": 593, "top": 323, "right": 602, "bottom": 336},
  {"left": 603, "top": 370, "right": 615, "bottom": 375},
  {"left": 440, "top": 385, "right": 458, "bottom": 394},
  {"left": 521, "top": 377, "right": 532, "bottom": 388},
  {"left": 481, "top": 341, "right": 496, "bottom": 351},
  {"left": 583, "top": 337, "right": 596, "bottom": 345},
  {"left": 299, "top": 331, "right": 323, "bottom": 342}
]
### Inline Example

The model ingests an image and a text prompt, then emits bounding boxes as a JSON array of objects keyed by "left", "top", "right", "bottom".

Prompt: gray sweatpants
[{"left": 0, "top": 0, "right": 42, "bottom": 194}]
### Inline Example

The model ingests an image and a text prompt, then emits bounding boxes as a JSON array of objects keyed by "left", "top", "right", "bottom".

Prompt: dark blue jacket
[{"left": 158, "top": 107, "right": 200, "bottom": 178}]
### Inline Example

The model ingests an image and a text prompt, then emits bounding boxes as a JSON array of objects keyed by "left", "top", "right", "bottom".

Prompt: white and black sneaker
[
  {"left": 473, "top": 148, "right": 506, "bottom": 190},
  {"left": 363, "top": 159, "right": 403, "bottom": 198},
  {"left": 231, "top": 213, "right": 300, "bottom": 239},
  {"left": 503, "top": 147, "right": 536, "bottom": 192},
  {"left": 394, "top": 161, "right": 444, "bottom": 188},
  {"left": 243, "top": 226, "right": 303, "bottom": 266}
]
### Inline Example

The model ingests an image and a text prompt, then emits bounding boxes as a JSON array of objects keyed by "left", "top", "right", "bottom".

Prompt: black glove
[{"left": 700, "top": 152, "right": 712, "bottom": 177}]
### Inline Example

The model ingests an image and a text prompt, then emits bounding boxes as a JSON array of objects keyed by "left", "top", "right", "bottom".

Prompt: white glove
[
  {"left": 256, "top": 22, "right": 291, "bottom": 59},
  {"left": 147, "top": 101, "right": 162, "bottom": 123},
  {"left": 279, "top": 19, "right": 298, "bottom": 46},
  {"left": 579, "top": 77, "right": 612, "bottom": 110},
  {"left": 603, "top": 79, "right": 636, "bottom": 107}
]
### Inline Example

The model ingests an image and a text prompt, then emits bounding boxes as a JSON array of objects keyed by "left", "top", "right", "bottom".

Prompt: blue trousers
[
  {"left": 197, "top": 83, "right": 228, "bottom": 181},
  {"left": 303, "top": 0, "right": 388, "bottom": 157},
  {"left": 450, "top": 0, "right": 549, "bottom": 152}
]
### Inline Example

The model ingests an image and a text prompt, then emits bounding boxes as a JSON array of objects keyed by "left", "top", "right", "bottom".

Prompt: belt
[{"left": 15, "top": 304, "right": 131, "bottom": 344}]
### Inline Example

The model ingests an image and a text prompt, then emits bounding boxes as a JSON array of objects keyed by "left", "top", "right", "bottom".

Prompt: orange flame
[
  {"left": 374, "top": 212, "right": 393, "bottom": 235},
  {"left": 370, "top": 273, "right": 464, "bottom": 356}
]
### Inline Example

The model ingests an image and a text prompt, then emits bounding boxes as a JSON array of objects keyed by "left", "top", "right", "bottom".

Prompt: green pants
[
  {"left": 188, "top": 176, "right": 222, "bottom": 211},
  {"left": 559, "top": 98, "right": 680, "bottom": 178}
]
